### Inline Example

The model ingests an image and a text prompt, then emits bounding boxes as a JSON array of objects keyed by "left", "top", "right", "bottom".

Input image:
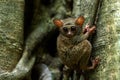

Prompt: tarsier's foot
[
  {"left": 83, "top": 24, "right": 96, "bottom": 35},
  {"left": 87, "top": 56, "right": 100, "bottom": 70},
  {"left": 91, "top": 56, "right": 100, "bottom": 69}
]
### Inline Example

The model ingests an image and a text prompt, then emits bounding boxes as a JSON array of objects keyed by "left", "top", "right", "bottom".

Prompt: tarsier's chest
[{"left": 57, "top": 37, "right": 91, "bottom": 69}]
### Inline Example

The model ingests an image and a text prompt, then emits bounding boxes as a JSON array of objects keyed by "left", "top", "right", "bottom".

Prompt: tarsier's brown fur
[{"left": 53, "top": 16, "right": 99, "bottom": 80}]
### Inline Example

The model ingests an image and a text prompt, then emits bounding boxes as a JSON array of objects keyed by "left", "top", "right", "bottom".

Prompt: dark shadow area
[{"left": 24, "top": 0, "right": 34, "bottom": 40}]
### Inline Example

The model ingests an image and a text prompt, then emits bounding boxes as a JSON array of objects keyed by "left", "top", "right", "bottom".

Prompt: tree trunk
[
  {"left": 90, "top": 0, "right": 120, "bottom": 80},
  {"left": 73, "top": 0, "right": 99, "bottom": 24},
  {"left": 0, "top": 0, "right": 24, "bottom": 72}
]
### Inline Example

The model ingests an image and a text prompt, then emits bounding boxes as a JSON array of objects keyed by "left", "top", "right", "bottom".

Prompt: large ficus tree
[{"left": 0, "top": 0, "right": 119, "bottom": 80}]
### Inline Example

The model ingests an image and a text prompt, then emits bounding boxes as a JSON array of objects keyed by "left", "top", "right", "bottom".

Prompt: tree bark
[
  {"left": 73, "top": 0, "right": 99, "bottom": 25},
  {"left": 0, "top": 0, "right": 24, "bottom": 72},
  {"left": 0, "top": 0, "right": 34, "bottom": 80},
  {"left": 91, "top": 0, "right": 120, "bottom": 80}
]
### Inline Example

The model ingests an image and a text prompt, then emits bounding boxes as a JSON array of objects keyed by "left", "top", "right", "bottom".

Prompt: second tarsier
[{"left": 53, "top": 16, "right": 99, "bottom": 80}]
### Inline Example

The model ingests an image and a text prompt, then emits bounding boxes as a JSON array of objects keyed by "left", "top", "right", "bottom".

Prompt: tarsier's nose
[
  {"left": 68, "top": 31, "right": 71, "bottom": 35},
  {"left": 67, "top": 31, "right": 73, "bottom": 38}
]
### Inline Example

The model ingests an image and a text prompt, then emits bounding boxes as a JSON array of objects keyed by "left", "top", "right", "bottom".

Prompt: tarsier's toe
[
  {"left": 83, "top": 24, "right": 96, "bottom": 34},
  {"left": 95, "top": 56, "right": 100, "bottom": 63},
  {"left": 93, "top": 56, "right": 100, "bottom": 67}
]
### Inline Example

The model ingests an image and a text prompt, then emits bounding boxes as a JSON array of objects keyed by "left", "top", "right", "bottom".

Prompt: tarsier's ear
[
  {"left": 75, "top": 16, "right": 85, "bottom": 26},
  {"left": 53, "top": 19, "right": 63, "bottom": 28}
]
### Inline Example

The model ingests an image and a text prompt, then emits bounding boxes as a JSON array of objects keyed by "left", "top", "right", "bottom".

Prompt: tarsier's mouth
[{"left": 66, "top": 34, "right": 74, "bottom": 38}]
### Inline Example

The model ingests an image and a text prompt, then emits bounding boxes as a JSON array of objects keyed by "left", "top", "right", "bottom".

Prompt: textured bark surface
[
  {"left": 0, "top": 0, "right": 24, "bottom": 72},
  {"left": 91, "top": 0, "right": 120, "bottom": 80},
  {"left": 73, "top": 0, "right": 99, "bottom": 25}
]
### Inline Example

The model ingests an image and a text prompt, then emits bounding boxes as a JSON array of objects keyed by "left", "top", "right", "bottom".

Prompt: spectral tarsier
[{"left": 53, "top": 16, "right": 99, "bottom": 80}]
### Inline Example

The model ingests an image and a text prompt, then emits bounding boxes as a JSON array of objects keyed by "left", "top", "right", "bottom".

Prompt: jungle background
[{"left": 0, "top": 0, "right": 120, "bottom": 80}]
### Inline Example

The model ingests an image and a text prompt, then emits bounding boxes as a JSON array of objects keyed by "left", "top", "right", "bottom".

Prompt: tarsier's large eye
[
  {"left": 63, "top": 27, "right": 68, "bottom": 32},
  {"left": 71, "top": 26, "right": 76, "bottom": 31}
]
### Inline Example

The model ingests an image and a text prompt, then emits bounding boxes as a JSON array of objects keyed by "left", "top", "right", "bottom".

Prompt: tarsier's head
[{"left": 53, "top": 16, "right": 85, "bottom": 38}]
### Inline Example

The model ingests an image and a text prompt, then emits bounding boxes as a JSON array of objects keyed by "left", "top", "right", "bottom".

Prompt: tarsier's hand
[
  {"left": 83, "top": 24, "right": 96, "bottom": 35},
  {"left": 72, "top": 24, "right": 96, "bottom": 45}
]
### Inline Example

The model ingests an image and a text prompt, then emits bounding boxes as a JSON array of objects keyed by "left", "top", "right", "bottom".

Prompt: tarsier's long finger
[
  {"left": 83, "top": 24, "right": 90, "bottom": 34},
  {"left": 85, "top": 23, "right": 90, "bottom": 28},
  {"left": 89, "top": 26, "right": 96, "bottom": 34}
]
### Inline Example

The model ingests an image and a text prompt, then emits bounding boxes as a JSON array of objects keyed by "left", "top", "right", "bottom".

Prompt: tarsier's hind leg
[
  {"left": 62, "top": 66, "right": 74, "bottom": 80},
  {"left": 63, "top": 70, "right": 74, "bottom": 80},
  {"left": 83, "top": 56, "right": 100, "bottom": 80},
  {"left": 75, "top": 71, "right": 82, "bottom": 80},
  {"left": 82, "top": 71, "right": 89, "bottom": 80}
]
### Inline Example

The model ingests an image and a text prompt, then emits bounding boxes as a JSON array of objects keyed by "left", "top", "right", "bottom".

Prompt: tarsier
[{"left": 53, "top": 16, "right": 99, "bottom": 80}]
